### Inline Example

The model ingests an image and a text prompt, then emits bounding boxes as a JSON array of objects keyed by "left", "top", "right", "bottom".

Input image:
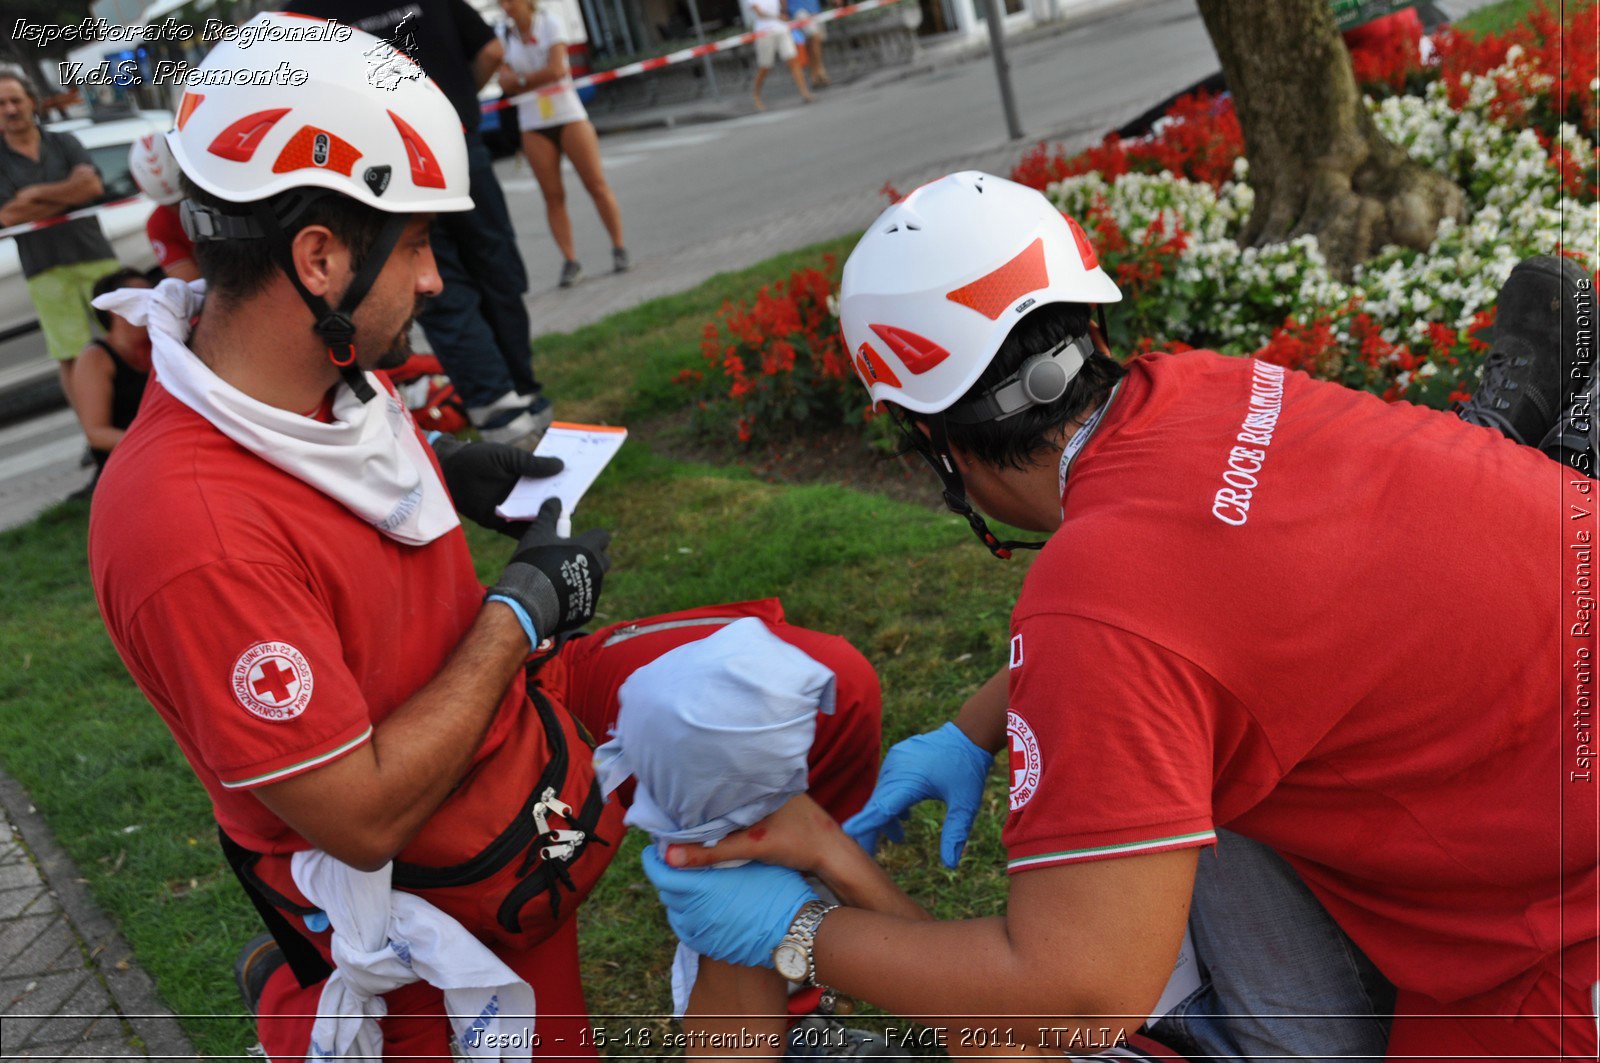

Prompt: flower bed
[
  {"left": 690, "top": 3, "right": 1598, "bottom": 443},
  {"left": 1020, "top": 1, "right": 1597, "bottom": 406},
  {"left": 678, "top": 257, "right": 869, "bottom": 445}
]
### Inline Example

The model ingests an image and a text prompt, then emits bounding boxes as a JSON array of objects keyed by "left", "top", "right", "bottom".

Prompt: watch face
[{"left": 773, "top": 942, "right": 807, "bottom": 982}]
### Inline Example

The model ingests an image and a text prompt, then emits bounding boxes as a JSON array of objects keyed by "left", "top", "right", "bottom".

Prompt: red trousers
[{"left": 256, "top": 600, "right": 882, "bottom": 1060}]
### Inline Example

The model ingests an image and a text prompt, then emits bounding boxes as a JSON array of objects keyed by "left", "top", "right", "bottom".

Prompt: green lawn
[
  {"left": 1453, "top": 0, "right": 1539, "bottom": 35},
  {"left": 0, "top": 236, "right": 1025, "bottom": 1057}
]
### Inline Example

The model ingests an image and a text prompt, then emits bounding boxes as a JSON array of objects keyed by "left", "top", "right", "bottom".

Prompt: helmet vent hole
[
  {"left": 884, "top": 223, "right": 900, "bottom": 233},
  {"left": 904, "top": 222, "right": 921, "bottom": 231}
]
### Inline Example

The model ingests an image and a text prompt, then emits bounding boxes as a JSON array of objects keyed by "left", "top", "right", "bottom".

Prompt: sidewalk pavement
[
  {"left": 0, "top": 771, "right": 195, "bottom": 1061},
  {"left": 590, "top": 0, "right": 1162, "bottom": 136},
  {"left": 588, "top": 0, "right": 1501, "bottom": 137}
]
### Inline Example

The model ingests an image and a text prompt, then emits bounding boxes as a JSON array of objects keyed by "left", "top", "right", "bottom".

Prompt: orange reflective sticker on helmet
[
  {"left": 856, "top": 342, "right": 902, "bottom": 388},
  {"left": 1065, "top": 215, "right": 1099, "bottom": 270},
  {"left": 272, "top": 125, "right": 362, "bottom": 176},
  {"left": 388, "top": 110, "right": 446, "bottom": 189},
  {"left": 207, "top": 107, "right": 289, "bottom": 162},
  {"left": 852, "top": 349, "right": 873, "bottom": 389},
  {"left": 946, "top": 237, "right": 1048, "bottom": 320},
  {"left": 176, "top": 92, "right": 204, "bottom": 131},
  {"left": 869, "top": 324, "right": 950, "bottom": 375}
]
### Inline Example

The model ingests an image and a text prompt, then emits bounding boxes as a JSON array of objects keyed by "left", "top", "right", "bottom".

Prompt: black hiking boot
[
  {"left": 1540, "top": 370, "right": 1598, "bottom": 475},
  {"left": 234, "top": 933, "right": 285, "bottom": 1016},
  {"left": 1456, "top": 256, "right": 1596, "bottom": 445}
]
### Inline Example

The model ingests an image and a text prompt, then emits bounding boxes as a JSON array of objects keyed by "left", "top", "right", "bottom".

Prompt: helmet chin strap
[
  {"left": 251, "top": 200, "right": 411, "bottom": 405},
  {"left": 909, "top": 412, "right": 1046, "bottom": 561}
]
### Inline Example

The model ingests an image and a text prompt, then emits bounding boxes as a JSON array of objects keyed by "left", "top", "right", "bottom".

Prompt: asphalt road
[{"left": 0, "top": 0, "right": 1226, "bottom": 528}]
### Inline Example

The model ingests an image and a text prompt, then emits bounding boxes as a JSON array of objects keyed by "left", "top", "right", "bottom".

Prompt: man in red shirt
[
  {"left": 643, "top": 172, "right": 1598, "bottom": 1061},
  {"left": 90, "top": 17, "right": 881, "bottom": 1060}
]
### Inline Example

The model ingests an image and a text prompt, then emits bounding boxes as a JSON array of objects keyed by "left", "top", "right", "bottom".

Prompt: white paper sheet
[{"left": 495, "top": 422, "right": 628, "bottom": 535}]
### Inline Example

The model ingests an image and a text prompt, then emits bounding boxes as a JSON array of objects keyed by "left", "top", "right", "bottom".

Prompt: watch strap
[{"left": 787, "top": 899, "right": 838, "bottom": 988}]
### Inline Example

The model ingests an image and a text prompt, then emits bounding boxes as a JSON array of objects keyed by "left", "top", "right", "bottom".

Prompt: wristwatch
[{"left": 772, "top": 900, "right": 837, "bottom": 986}]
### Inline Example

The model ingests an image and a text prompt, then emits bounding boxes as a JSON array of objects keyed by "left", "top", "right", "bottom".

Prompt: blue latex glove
[
  {"left": 640, "top": 847, "right": 817, "bottom": 969},
  {"left": 841, "top": 722, "right": 995, "bottom": 868}
]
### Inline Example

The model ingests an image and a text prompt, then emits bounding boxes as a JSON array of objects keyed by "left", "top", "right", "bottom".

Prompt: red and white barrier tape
[
  {"left": 2, "top": 1, "right": 905, "bottom": 239},
  {"left": 486, "top": 0, "right": 907, "bottom": 112},
  {"left": 0, "top": 194, "right": 144, "bottom": 241}
]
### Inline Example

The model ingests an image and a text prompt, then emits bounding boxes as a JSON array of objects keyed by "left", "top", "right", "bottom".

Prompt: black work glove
[
  {"left": 431, "top": 434, "right": 564, "bottom": 538},
  {"left": 485, "top": 498, "right": 612, "bottom": 649}
]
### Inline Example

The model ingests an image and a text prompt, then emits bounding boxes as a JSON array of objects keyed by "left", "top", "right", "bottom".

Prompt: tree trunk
[{"left": 1195, "top": 0, "right": 1465, "bottom": 277}]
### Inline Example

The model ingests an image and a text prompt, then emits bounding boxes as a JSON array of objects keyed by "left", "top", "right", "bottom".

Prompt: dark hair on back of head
[
  {"left": 180, "top": 177, "right": 392, "bottom": 303},
  {"left": 91, "top": 267, "right": 152, "bottom": 329},
  {"left": 939, "top": 302, "right": 1125, "bottom": 471}
]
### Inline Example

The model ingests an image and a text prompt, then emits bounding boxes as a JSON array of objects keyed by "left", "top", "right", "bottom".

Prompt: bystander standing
[
  {"left": 496, "top": 0, "right": 629, "bottom": 289},
  {"left": 747, "top": 0, "right": 813, "bottom": 110},
  {"left": 0, "top": 69, "right": 118, "bottom": 421}
]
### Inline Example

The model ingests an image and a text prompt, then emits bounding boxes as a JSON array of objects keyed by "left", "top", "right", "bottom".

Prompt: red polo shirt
[{"left": 1003, "top": 350, "right": 1594, "bottom": 1008}]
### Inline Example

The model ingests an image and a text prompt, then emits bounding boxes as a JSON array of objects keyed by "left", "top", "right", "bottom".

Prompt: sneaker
[
  {"left": 1540, "top": 369, "right": 1597, "bottom": 475},
  {"left": 612, "top": 246, "right": 630, "bottom": 273},
  {"left": 234, "top": 934, "right": 284, "bottom": 1017},
  {"left": 559, "top": 259, "right": 582, "bottom": 288},
  {"left": 785, "top": 1016, "right": 906, "bottom": 1059},
  {"left": 479, "top": 395, "right": 555, "bottom": 451},
  {"left": 1456, "top": 256, "right": 1595, "bottom": 445}
]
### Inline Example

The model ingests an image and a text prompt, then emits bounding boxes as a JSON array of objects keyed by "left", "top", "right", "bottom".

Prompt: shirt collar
[{"left": 1057, "top": 379, "right": 1123, "bottom": 518}]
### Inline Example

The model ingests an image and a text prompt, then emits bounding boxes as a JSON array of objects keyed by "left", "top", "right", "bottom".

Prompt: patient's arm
[
  {"left": 678, "top": 795, "right": 933, "bottom": 1061},
  {"left": 677, "top": 795, "right": 931, "bottom": 1060}
]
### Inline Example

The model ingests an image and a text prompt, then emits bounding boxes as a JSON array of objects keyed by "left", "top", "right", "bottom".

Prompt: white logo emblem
[
  {"left": 1009, "top": 633, "right": 1024, "bottom": 669},
  {"left": 231, "top": 642, "right": 314, "bottom": 722},
  {"left": 1006, "top": 711, "right": 1042, "bottom": 811}
]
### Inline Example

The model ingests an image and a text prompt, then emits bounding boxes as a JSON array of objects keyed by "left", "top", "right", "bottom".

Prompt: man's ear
[{"left": 288, "top": 224, "right": 343, "bottom": 299}]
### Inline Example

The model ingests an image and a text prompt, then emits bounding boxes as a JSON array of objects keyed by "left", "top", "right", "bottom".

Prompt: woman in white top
[{"left": 497, "top": 0, "right": 628, "bottom": 288}]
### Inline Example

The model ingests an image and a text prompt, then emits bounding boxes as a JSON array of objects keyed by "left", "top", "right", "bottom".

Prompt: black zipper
[{"left": 495, "top": 783, "right": 608, "bottom": 933}]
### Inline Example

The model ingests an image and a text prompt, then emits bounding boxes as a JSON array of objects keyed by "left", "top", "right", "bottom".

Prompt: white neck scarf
[{"left": 93, "top": 279, "right": 459, "bottom": 546}]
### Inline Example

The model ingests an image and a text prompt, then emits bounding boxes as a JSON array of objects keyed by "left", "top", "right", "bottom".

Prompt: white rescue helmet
[
  {"left": 165, "top": 12, "right": 472, "bottom": 215},
  {"left": 128, "top": 133, "right": 182, "bottom": 205},
  {"left": 839, "top": 171, "right": 1121, "bottom": 416}
]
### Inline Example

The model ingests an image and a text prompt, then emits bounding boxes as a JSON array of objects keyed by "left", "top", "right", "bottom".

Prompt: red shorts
[{"left": 256, "top": 599, "right": 882, "bottom": 1061}]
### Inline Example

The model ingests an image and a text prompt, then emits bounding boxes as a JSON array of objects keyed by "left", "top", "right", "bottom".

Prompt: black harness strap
[
  {"left": 217, "top": 828, "right": 333, "bottom": 989},
  {"left": 250, "top": 200, "right": 410, "bottom": 405}
]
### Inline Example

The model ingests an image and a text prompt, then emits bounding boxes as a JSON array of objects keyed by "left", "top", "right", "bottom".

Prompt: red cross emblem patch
[
  {"left": 1006, "top": 710, "right": 1041, "bottom": 812},
  {"left": 231, "top": 642, "right": 314, "bottom": 722}
]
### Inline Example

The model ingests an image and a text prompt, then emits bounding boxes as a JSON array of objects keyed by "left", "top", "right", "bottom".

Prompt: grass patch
[
  {"left": 530, "top": 233, "right": 859, "bottom": 426},
  {"left": 1454, "top": 0, "right": 1538, "bottom": 36},
  {"left": 0, "top": 238, "right": 1024, "bottom": 1057}
]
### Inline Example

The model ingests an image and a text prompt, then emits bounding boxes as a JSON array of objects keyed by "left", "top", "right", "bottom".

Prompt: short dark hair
[
  {"left": 181, "top": 178, "right": 394, "bottom": 303},
  {"left": 0, "top": 69, "right": 39, "bottom": 104},
  {"left": 939, "top": 302, "right": 1125, "bottom": 470},
  {"left": 91, "top": 267, "right": 151, "bottom": 329}
]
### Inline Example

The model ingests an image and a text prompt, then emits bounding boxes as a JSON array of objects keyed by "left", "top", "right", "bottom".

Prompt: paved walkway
[{"left": 0, "top": 774, "right": 194, "bottom": 1061}]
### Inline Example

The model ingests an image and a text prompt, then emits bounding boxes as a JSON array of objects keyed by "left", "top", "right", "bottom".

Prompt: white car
[{"left": 0, "top": 111, "right": 174, "bottom": 336}]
